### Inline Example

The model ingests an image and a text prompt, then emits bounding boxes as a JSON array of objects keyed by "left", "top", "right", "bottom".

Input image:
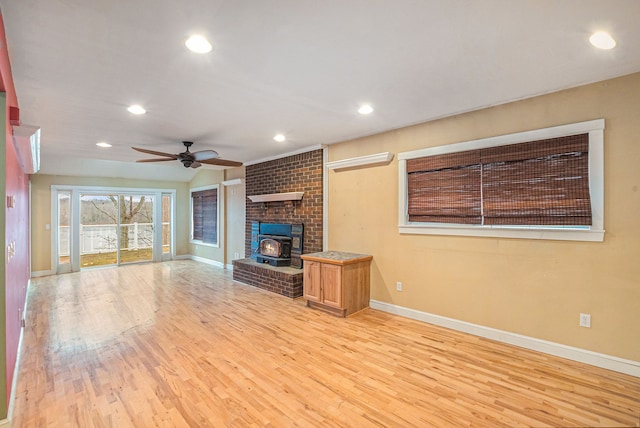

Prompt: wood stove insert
[{"left": 254, "top": 222, "right": 303, "bottom": 268}]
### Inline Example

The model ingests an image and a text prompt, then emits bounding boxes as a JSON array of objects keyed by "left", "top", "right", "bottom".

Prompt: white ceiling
[{"left": 2, "top": 0, "right": 640, "bottom": 181}]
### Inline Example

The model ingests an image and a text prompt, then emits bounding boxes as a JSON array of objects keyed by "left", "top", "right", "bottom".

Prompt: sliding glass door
[
  {"left": 118, "top": 194, "right": 154, "bottom": 264},
  {"left": 80, "top": 194, "right": 119, "bottom": 268},
  {"left": 52, "top": 186, "right": 175, "bottom": 273}
]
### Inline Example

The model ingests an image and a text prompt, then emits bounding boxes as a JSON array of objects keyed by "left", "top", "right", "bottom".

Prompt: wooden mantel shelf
[{"left": 247, "top": 192, "right": 304, "bottom": 203}]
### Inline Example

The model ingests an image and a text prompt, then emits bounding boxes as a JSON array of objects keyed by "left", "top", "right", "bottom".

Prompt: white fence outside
[{"left": 59, "top": 223, "right": 153, "bottom": 256}]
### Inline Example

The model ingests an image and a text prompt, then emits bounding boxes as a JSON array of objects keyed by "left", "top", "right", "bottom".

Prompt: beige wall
[
  {"left": 188, "top": 169, "right": 226, "bottom": 264},
  {"left": 30, "top": 174, "right": 190, "bottom": 272},
  {"left": 327, "top": 72, "right": 640, "bottom": 361},
  {"left": 224, "top": 167, "right": 246, "bottom": 266}
]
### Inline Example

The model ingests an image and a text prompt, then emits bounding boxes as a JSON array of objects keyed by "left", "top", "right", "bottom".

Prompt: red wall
[
  {"left": 0, "top": 11, "right": 31, "bottom": 408},
  {"left": 3, "top": 120, "right": 29, "bottom": 407}
]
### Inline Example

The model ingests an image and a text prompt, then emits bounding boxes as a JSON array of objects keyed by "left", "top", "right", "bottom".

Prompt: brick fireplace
[{"left": 232, "top": 149, "right": 323, "bottom": 297}]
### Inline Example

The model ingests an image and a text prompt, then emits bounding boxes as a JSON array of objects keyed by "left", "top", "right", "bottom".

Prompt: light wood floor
[{"left": 12, "top": 260, "right": 640, "bottom": 427}]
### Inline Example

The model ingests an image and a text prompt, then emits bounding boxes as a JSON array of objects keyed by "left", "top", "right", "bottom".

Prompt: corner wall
[
  {"left": 327, "top": 72, "right": 640, "bottom": 362},
  {"left": 2, "top": 96, "right": 29, "bottom": 418},
  {"left": 0, "top": 11, "right": 30, "bottom": 419},
  {"left": 224, "top": 167, "right": 246, "bottom": 268}
]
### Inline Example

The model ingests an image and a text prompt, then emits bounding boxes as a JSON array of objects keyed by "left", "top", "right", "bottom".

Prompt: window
[
  {"left": 398, "top": 119, "right": 604, "bottom": 242},
  {"left": 191, "top": 186, "right": 218, "bottom": 245}
]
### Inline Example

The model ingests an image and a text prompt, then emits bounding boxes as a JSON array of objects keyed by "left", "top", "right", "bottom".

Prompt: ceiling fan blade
[
  {"left": 132, "top": 147, "right": 178, "bottom": 159},
  {"left": 191, "top": 162, "right": 202, "bottom": 169},
  {"left": 199, "top": 158, "right": 243, "bottom": 167},
  {"left": 193, "top": 150, "right": 219, "bottom": 161},
  {"left": 136, "top": 158, "right": 176, "bottom": 163}
]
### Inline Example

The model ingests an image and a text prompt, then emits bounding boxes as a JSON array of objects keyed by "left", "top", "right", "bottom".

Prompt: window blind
[
  {"left": 406, "top": 133, "right": 592, "bottom": 227},
  {"left": 192, "top": 188, "right": 218, "bottom": 243},
  {"left": 481, "top": 134, "right": 591, "bottom": 226},
  {"left": 407, "top": 150, "right": 482, "bottom": 224}
]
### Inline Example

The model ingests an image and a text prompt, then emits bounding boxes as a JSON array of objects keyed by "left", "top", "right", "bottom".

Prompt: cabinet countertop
[{"left": 300, "top": 251, "right": 372, "bottom": 265}]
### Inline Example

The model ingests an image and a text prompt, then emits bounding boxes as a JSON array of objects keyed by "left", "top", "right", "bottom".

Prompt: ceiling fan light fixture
[
  {"left": 185, "top": 35, "right": 213, "bottom": 54},
  {"left": 589, "top": 31, "right": 616, "bottom": 50},
  {"left": 132, "top": 141, "right": 242, "bottom": 168},
  {"left": 127, "top": 104, "right": 146, "bottom": 115},
  {"left": 96, "top": 142, "right": 112, "bottom": 148}
]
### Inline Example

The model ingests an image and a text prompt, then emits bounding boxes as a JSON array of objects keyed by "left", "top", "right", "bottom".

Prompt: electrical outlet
[
  {"left": 234, "top": 252, "right": 240, "bottom": 259},
  {"left": 579, "top": 313, "right": 591, "bottom": 328},
  {"left": 396, "top": 281, "right": 403, "bottom": 292}
]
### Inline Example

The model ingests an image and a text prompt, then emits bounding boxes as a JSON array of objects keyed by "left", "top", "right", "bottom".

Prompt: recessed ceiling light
[
  {"left": 274, "top": 134, "right": 286, "bottom": 142},
  {"left": 358, "top": 104, "right": 374, "bottom": 115},
  {"left": 96, "top": 142, "right": 112, "bottom": 148},
  {"left": 589, "top": 31, "right": 616, "bottom": 50},
  {"left": 127, "top": 104, "right": 146, "bottom": 115},
  {"left": 185, "top": 35, "right": 213, "bottom": 54}
]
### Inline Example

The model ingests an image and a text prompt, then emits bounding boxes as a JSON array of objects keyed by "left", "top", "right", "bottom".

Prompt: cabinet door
[
  {"left": 303, "top": 261, "right": 322, "bottom": 302},
  {"left": 321, "top": 263, "right": 342, "bottom": 308}
]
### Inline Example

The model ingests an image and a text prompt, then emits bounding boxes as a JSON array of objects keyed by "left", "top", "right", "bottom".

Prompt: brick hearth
[
  {"left": 238, "top": 148, "right": 323, "bottom": 298},
  {"left": 232, "top": 259, "right": 303, "bottom": 298}
]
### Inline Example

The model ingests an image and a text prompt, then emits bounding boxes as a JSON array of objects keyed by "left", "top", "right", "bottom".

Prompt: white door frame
[{"left": 51, "top": 185, "right": 176, "bottom": 272}]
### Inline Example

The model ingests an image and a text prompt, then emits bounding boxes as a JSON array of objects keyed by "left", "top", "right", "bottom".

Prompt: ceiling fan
[{"left": 132, "top": 141, "right": 242, "bottom": 168}]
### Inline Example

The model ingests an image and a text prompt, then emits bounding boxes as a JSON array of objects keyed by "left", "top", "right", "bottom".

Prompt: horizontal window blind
[
  {"left": 407, "top": 150, "right": 482, "bottom": 224},
  {"left": 482, "top": 134, "right": 591, "bottom": 225},
  {"left": 192, "top": 188, "right": 218, "bottom": 243},
  {"left": 406, "top": 133, "right": 592, "bottom": 227}
]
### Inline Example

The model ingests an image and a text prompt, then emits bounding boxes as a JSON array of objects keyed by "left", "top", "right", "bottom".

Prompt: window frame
[
  {"left": 398, "top": 119, "right": 604, "bottom": 242},
  {"left": 190, "top": 185, "right": 220, "bottom": 247}
]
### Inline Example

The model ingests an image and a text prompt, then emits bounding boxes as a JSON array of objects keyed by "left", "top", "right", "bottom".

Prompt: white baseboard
[
  {"left": 7, "top": 320, "right": 24, "bottom": 421},
  {"left": 188, "top": 255, "right": 225, "bottom": 269},
  {"left": 370, "top": 300, "right": 640, "bottom": 378},
  {"left": 6, "top": 278, "right": 31, "bottom": 423},
  {"left": 30, "top": 270, "right": 53, "bottom": 278},
  {"left": 31, "top": 258, "right": 231, "bottom": 276},
  {"left": 178, "top": 254, "right": 233, "bottom": 270}
]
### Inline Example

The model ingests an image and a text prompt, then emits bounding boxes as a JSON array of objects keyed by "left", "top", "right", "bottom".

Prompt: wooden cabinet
[
  {"left": 303, "top": 260, "right": 322, "bottom": 302},
  {"left": 301, "top": 251, "right": 372, "bottom": 317}
]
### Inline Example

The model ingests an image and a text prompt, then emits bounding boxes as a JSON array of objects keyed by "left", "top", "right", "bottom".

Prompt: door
[
  {"left": 321, "top": 263, "right": 342, "bottom": 308},
  {"left": 303, "top": 261, "right": 322, "bottom": 302},
  {"left": 161, "top": 194, "right": 172, "bottom": 261},
  {"left": 80, "top": 193, "right": 155, "bottom": 267},
  {"left": 53, "top": 187, "right": 175, "bottom": 271},
  {"left": 80, "top": 194, "right": 119, "bottom": 268},
  {"left": 56, "top": 191, "right": 72, "bottom": 274},
  {"left": 118, "top": 194, "right": 154, "bottom": 264}
]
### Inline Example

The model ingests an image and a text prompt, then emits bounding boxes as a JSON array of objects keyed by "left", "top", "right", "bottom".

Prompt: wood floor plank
[{"left": 10, "top": 260, "right": 640, "bottom": 427}]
